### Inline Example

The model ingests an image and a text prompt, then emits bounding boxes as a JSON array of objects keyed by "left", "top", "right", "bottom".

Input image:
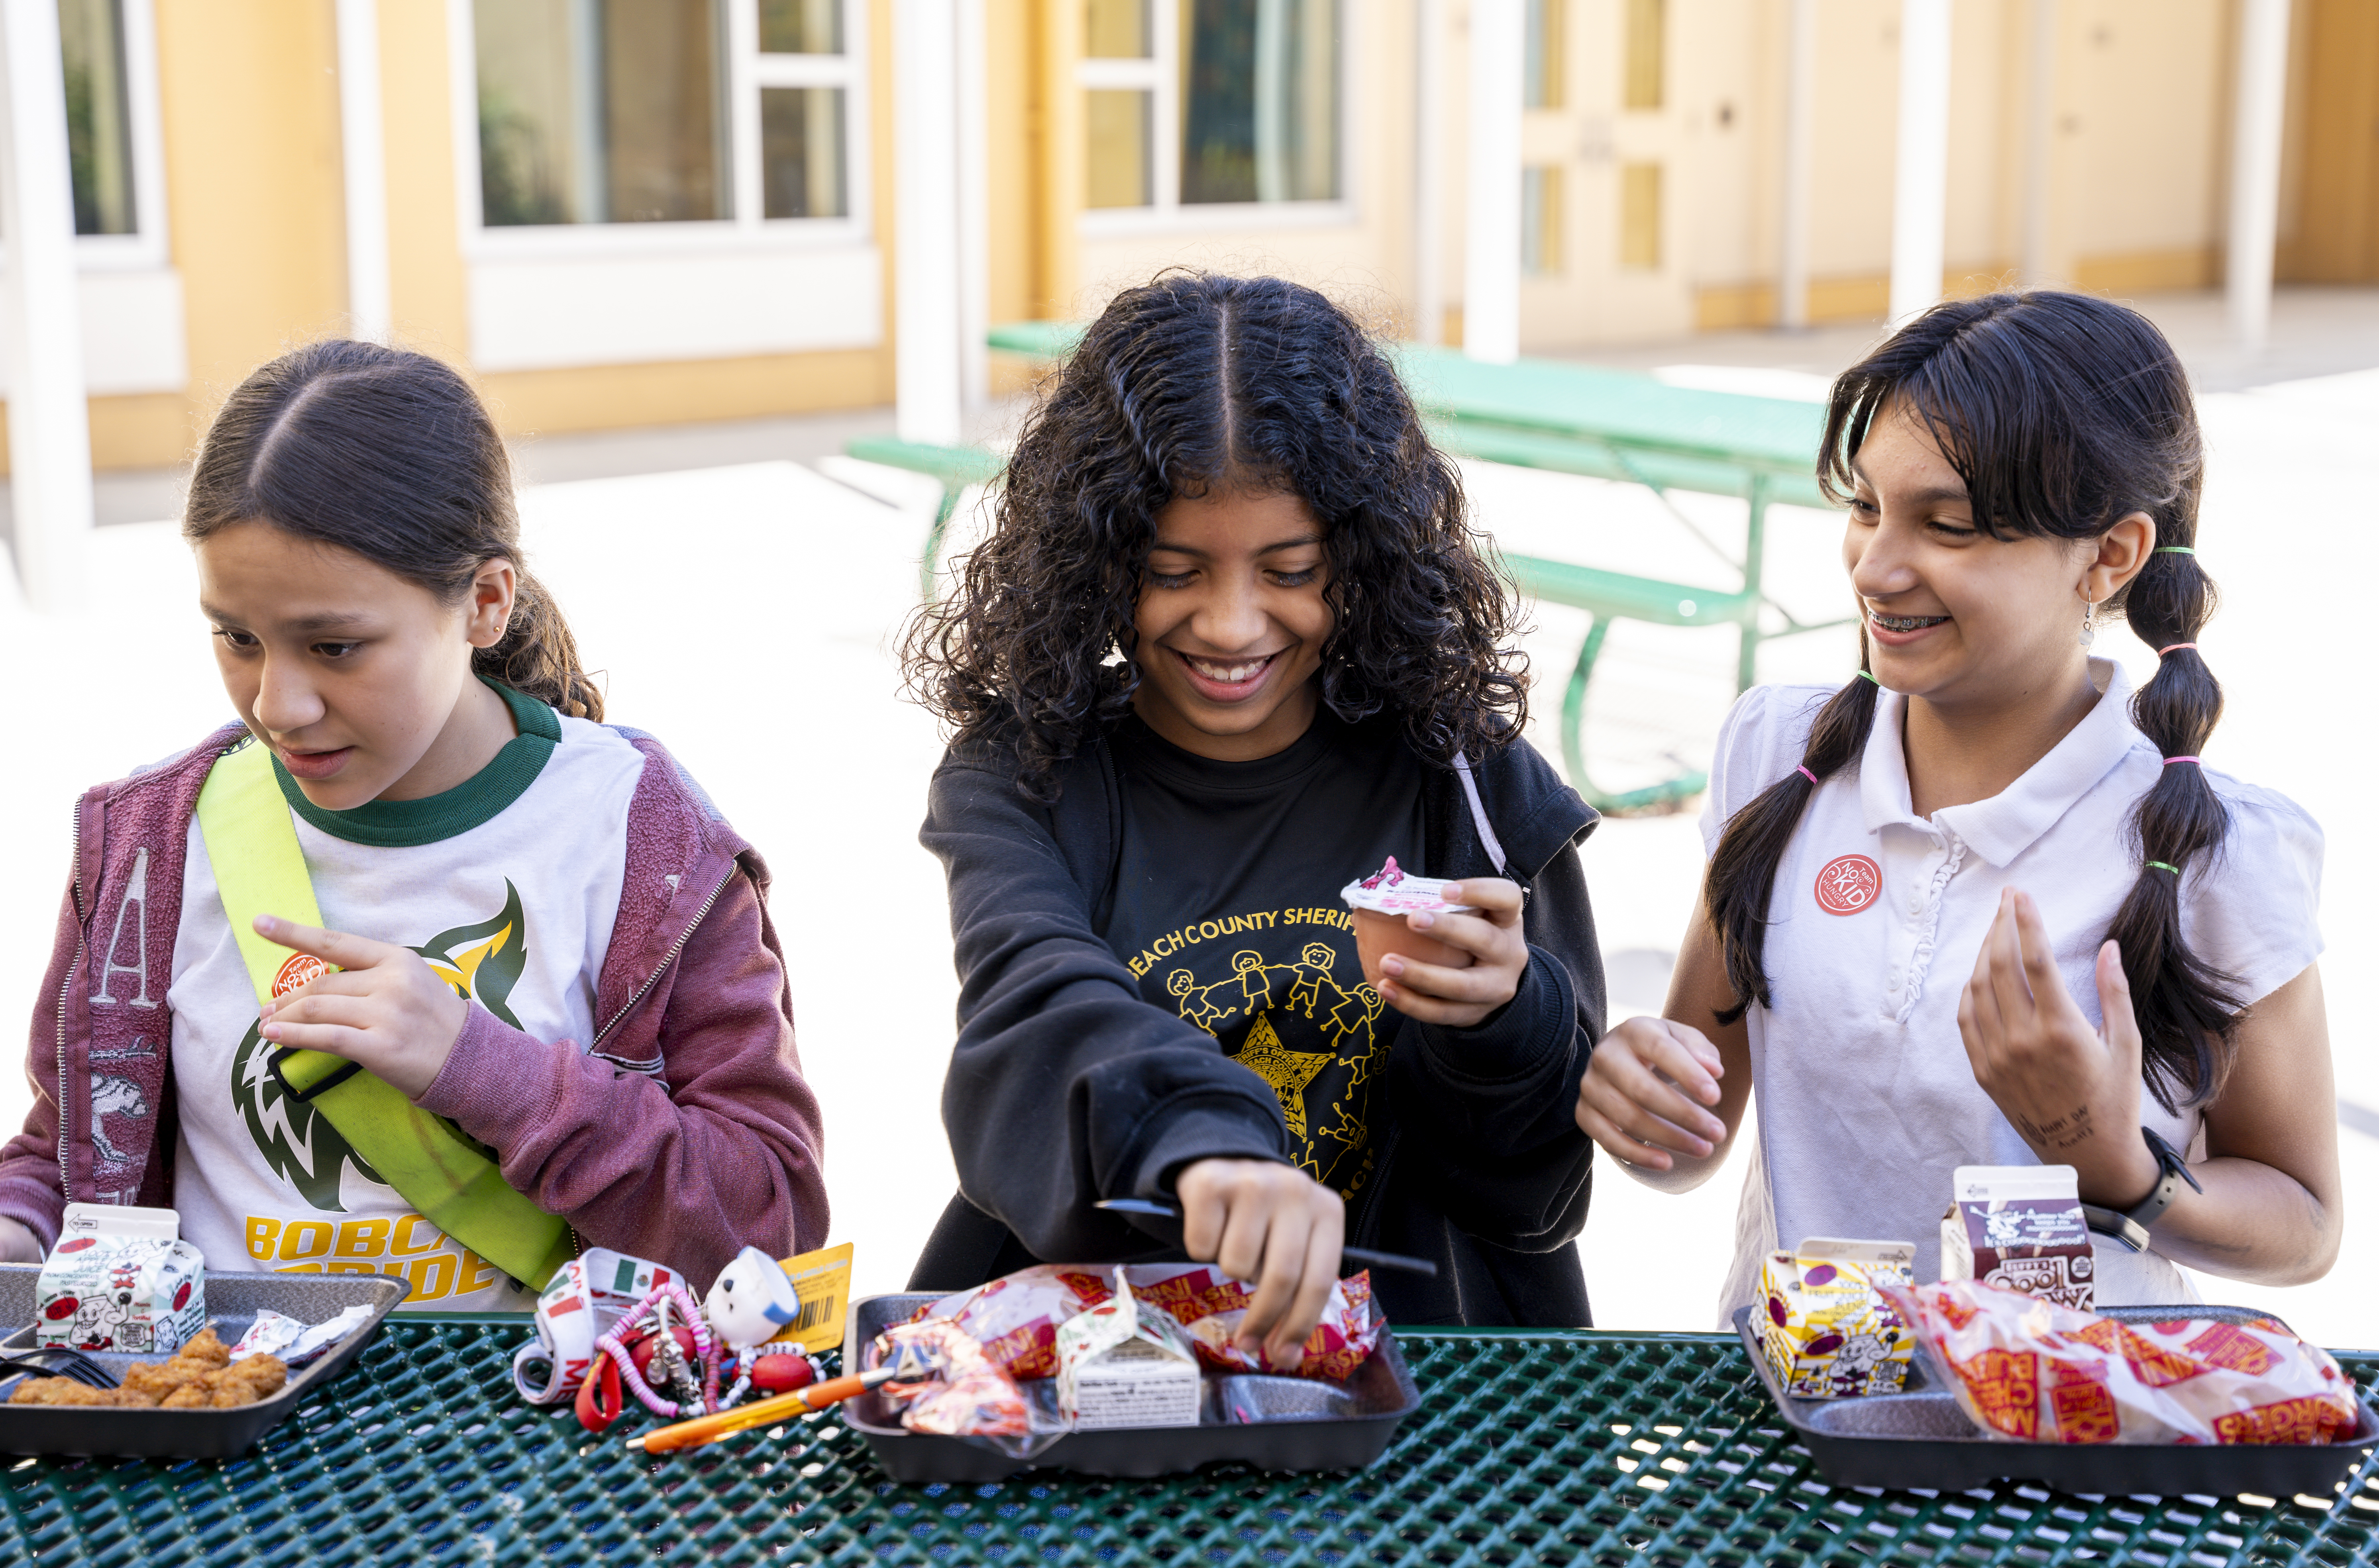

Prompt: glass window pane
[
  {"left": 1085, "top": 0, "right": 1148, "bottom": 57},
  {"left": 1620, "top": 161, "right": 1661, "bottom": 269},
  {"left": 760, "top": 0, "right": 841, "bottom": 53},
  {"left": 1085, "top": 89, "right": 1151, "bottom": 207},
  {"left": 1623, "top": 0, "right": 1663, "bottom": 111},
  {"left": 1522, "top": 166, "right": 1561, "bottom": 274},
  {"left": 475, "top": 0, "right": 729, "bottom": 227},
  {"left": 1180, "top": 0, "right": 1337, "bottom": 205},
  {"left": 60, "top": 0, "right": 136, "bottom": 236},
  {"left": 762, "top": 86, "right": 846, "bottom": 217},
  {"left": 1524, "top": 0, "right": 1563, "bottom": 111}
]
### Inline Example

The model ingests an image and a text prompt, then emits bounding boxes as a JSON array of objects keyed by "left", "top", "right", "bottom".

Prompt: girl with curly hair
[
  {"left": 904, "top": 274, "right": 1608, "bottom": 1359},
  {"left": 1574, "top": 292, "right": 2336, "bottom": 1321}
]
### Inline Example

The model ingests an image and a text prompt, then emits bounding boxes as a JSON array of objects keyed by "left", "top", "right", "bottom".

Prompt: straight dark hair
[
  {"left": 183, "top": 340, "right": 602, "bottom": 721},
  {"left": 1705, "top": 290, "right": 2236, "bottom": 1111}
]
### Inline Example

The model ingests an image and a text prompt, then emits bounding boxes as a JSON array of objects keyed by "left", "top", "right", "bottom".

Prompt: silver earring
[{"left": 2079, "top": 590, "right": 2097, "bottom": 651}]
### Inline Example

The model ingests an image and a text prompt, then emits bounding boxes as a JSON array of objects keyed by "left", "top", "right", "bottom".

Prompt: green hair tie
[
  {"left": 1855, "top": 670, "right": 1878, "bottom": 685},
  {"left": 2155, "top": 546, "right": 2196, "bottom": 555},
  {"left": 2147, "top": 861, "right": 2182, "bottom": 875}
]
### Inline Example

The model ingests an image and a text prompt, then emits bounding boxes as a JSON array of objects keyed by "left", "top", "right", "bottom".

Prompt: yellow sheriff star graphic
[{"left": 1232, "top": 1011, "right": 1333, "bottom": 1140}]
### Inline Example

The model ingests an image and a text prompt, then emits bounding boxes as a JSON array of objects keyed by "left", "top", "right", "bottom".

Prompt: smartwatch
[{"left": 2083, "top": 1127, "right": 2204, "bottom": 1254}]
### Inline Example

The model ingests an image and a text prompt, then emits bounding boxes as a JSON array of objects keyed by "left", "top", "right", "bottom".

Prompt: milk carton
[
  {"left": 1054, "top": 1268, "right": 1202, "bottom": 1431},
  {"left": 35, "top": 1203, "right": 206, "bottom": 1355},
  {"left": 1754, "top": 1237, "right": 1917, "bottom": 1398},
  {"left": 1940, "top": 1164, "right": 2095, "bottom": 1311}
]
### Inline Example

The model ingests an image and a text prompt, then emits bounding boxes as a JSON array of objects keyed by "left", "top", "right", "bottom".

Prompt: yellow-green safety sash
[{"left": 194, "top": 738, "right": 573, "bottom": 1291}]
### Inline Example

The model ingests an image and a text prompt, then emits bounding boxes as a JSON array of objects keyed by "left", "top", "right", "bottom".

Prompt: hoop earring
[{"left": 2079, "top": 587, "right": 2097, "bottom": 651}]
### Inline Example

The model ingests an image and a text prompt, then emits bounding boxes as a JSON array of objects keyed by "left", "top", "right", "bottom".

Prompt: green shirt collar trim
[{"left": 272, "top": 678, "right": 564, "bottom": 847}]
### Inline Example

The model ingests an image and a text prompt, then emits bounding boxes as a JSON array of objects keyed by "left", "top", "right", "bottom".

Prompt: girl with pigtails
[
  {"left": 1574, "top": 291, "right": 2339, "bottom": 1315},
  {"left": 0, "top": 341, "right": 828, "bottom": 1307}
]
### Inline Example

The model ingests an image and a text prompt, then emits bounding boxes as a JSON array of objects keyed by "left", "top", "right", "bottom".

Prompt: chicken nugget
[
  {"left": 122, "top": 1358, "right": 209, "bottom": 1398},
  {"left": 221, "top": 1355, "right": 288, "bottom": 1402},
  {"left": 175, "top": 1327, "right": 232, "bottom": 1367},
  {"left": 159, "top": 1382, "right": 211, "bottom": 1409}
]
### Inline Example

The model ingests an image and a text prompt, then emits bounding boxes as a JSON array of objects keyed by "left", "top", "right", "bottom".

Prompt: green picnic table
[
  {"left": 858, "top": 323, "right": 1847, "bottom": 812},
  {"left": 9, "top": 1316, "right": 2373, "bottom": 1566}
]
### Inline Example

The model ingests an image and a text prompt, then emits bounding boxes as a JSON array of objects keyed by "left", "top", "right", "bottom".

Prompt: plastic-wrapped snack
[
  {"left": 229, "top": 1304, "right": 374, "bottom": 1368},
  {"left": 903, "top": 1266, "right": 1114, "bottom": 1380},
  {"left": 1127, "top": 1264, "right": 1380, "bottom": 1382},
  {"left": 1885, "top": 1280, "right": 2360, "bottom": 1446},
  {"left": 871, "top": 1317, "right": 1031, "bottom": 1438}
]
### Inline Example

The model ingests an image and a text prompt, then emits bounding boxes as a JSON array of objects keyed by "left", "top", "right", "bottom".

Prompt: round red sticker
[
  {"left": 272, "top": 953, "right": 331, "bottom": 998},
  {"left": 1814, "top": 854, "right": 1882, "bottom": 915}
]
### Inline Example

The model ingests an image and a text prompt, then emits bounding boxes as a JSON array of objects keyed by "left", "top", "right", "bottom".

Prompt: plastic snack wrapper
[
  {"left": 1338, "top": 857, "right": 1479, "bottom": 917},
  {"left": 229, "top": 1305, "right": 374, "bottom": 1369},
  {"left": 907, "top": 1263, "right": 1380, "bottom": 1383},
  {"left": 1755, "top": 1238, "right": 1916, "bottom": 1398},
  {"left": 1884, "top": 1280, "right": 2361, "bottom": 1446},
  {"left": 869, "top": 1317, "right": 1058, "bottom": 1455}
]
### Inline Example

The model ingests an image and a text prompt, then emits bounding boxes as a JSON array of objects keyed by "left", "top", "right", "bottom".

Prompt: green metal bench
[
  {"left": 841, "top": 433, "right": 1005, "bottom": 599},
  {"left": 952, "top": 324, "right": 1853, "bottom": 814},
  {"left": 1390, "top": 345, "right": 1852, "bottom": 813}
]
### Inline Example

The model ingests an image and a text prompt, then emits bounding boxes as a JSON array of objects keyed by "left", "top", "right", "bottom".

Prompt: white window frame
[
  {"left": 1078, "top": 0, "right": 1357, "bottom": 237},
  {"left": 69, "top": 0, "right": 171, "bottom": 272},
  {"left": 448, "top": 0, "right": 872, "bottom": 259}
]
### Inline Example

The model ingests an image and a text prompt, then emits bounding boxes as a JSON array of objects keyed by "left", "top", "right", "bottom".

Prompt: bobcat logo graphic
[{"left": 228, "top": 881, "right": 529, "bottom": 1210}]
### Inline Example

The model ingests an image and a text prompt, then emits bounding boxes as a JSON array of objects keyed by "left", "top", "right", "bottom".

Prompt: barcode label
[{"left": 795, "top": 1294, "right": 838, "bottom": 1331}]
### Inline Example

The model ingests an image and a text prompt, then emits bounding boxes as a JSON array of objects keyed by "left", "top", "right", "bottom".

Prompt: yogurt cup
[{"left": 1339, "top": 857, "right": 1478, "bottom": 988}]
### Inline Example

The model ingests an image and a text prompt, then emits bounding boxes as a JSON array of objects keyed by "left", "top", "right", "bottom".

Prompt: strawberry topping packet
[
  {"left": 1338, "top": 856, "right": 1479, "bottom": 918},
  {"left": 1883, "top": 1279, "right": 2362, "bottom": 1447},
  {"left": 906, "top": 1263, "right": 1381, "bottom": 1384}
]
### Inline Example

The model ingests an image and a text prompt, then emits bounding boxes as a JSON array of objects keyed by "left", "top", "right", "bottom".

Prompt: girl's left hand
[
  {"left": 1377, "top": 878, "right": 1527, "bottom": 1029},
  {"left": 1957, "top": 888, "right": 2161, "bottom": 1208},
  {"left": 253, "top": 914, "right": 470, "bottom": 1100}
]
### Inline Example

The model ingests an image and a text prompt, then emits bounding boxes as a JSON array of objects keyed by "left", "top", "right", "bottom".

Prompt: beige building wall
[{"left": 9, "top": 0, "right": 2365, "bottom": 474}]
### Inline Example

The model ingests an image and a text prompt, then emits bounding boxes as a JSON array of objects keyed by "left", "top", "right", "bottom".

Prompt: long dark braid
[{"left": 1704, "top": 290, "right": 2240, "bottom": 1105}]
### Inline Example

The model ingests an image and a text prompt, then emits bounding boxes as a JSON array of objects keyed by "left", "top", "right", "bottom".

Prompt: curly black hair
[{"left": 903, "top": 272, "right": 1528, "bottom": 800}]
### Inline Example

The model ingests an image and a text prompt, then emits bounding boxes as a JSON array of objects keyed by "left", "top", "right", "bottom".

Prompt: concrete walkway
[{"left": 0, "top": 287, "right": 2370, "bottom": 1344}]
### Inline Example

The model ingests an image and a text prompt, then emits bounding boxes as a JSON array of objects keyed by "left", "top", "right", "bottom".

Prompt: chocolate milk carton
[
  {"left": 35, "top": 1203, "right": 207, "bottom": 1354},
  {"left": 1940, "top": 1165, "right": 2094, "bottom": 1311}
]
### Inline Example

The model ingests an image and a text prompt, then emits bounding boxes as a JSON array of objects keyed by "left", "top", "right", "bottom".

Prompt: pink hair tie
[
  {"left": 2163, "top": 756, "right": 2201, "bottom": 766},
  {"left": 2157, "top": 643, "right": 2196, "bottom": 656},
  {"left": 1796, "top": 765, "right": 1818, "bottom": 785}
]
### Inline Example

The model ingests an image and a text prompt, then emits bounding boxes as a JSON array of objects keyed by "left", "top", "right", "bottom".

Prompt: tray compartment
[
  {"left": 0, "top": 1262, "right": 408, "bottom": 1460},
  {"left": 841, "top": 1290, "right": 1421, "bottom": 1482},
  {"left": 1734, "top": 1303, "right": 2379, "bottom": 1493}
]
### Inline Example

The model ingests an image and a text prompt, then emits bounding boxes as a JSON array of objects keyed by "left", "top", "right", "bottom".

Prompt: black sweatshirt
[{"left": 909, "top": 719, "right": 1608, "bottom": 1326}]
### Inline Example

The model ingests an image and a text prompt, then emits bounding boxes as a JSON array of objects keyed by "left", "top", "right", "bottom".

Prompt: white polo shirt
[{"left": 1700, "top": 660, "right": 2323, "bottom": 1323}]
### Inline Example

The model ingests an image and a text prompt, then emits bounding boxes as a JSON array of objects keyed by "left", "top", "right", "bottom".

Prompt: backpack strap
[
  {"left": 195, "top": 738, "right": 573, "bottom": 1291},
  {"left": 1452, "top": 753, "right": 1516, "bottom": 879}
]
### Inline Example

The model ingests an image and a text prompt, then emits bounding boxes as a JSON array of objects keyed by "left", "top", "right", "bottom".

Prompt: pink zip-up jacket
[{"left": 0, "top": 721, "right": 828, "bottom": 1289}]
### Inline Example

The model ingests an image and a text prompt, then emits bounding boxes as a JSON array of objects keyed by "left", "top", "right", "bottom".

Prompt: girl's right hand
[
  {"left": 1174, "top": 1158, "right": 1344, "bottom": 1371},
  {"left": 1574, "top": 1017, "right": 1729, "bottom": 1170},
  {"left": 0, "top": 1217, "right": 43, "bottom": 1264}
]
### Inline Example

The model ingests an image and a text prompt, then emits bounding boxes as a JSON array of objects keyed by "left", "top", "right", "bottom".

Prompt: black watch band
[{"left": 2083, "top": 1127, "right": 2204, "bottom": 1254}]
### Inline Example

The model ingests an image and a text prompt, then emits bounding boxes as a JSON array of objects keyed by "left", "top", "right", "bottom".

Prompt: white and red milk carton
[{"left": 35, "top": 1203, "right": 206, "bottom": 1355}]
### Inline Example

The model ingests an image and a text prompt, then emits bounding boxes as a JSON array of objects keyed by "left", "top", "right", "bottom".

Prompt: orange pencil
[{"left": 626, "top": 1366, "right": 900, "bottom": 1454}]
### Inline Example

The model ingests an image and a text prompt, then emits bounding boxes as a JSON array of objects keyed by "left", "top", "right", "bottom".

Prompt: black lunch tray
[
  {"left": 1733, "top": 1303, "right": 2379, "bottom": 1493},
  {"left": 0, "top": 1262, "right": 409, "bottom": 1460},
  {"left": 841, "top": 1292, "right": 1422, "bottom": 1483}
]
